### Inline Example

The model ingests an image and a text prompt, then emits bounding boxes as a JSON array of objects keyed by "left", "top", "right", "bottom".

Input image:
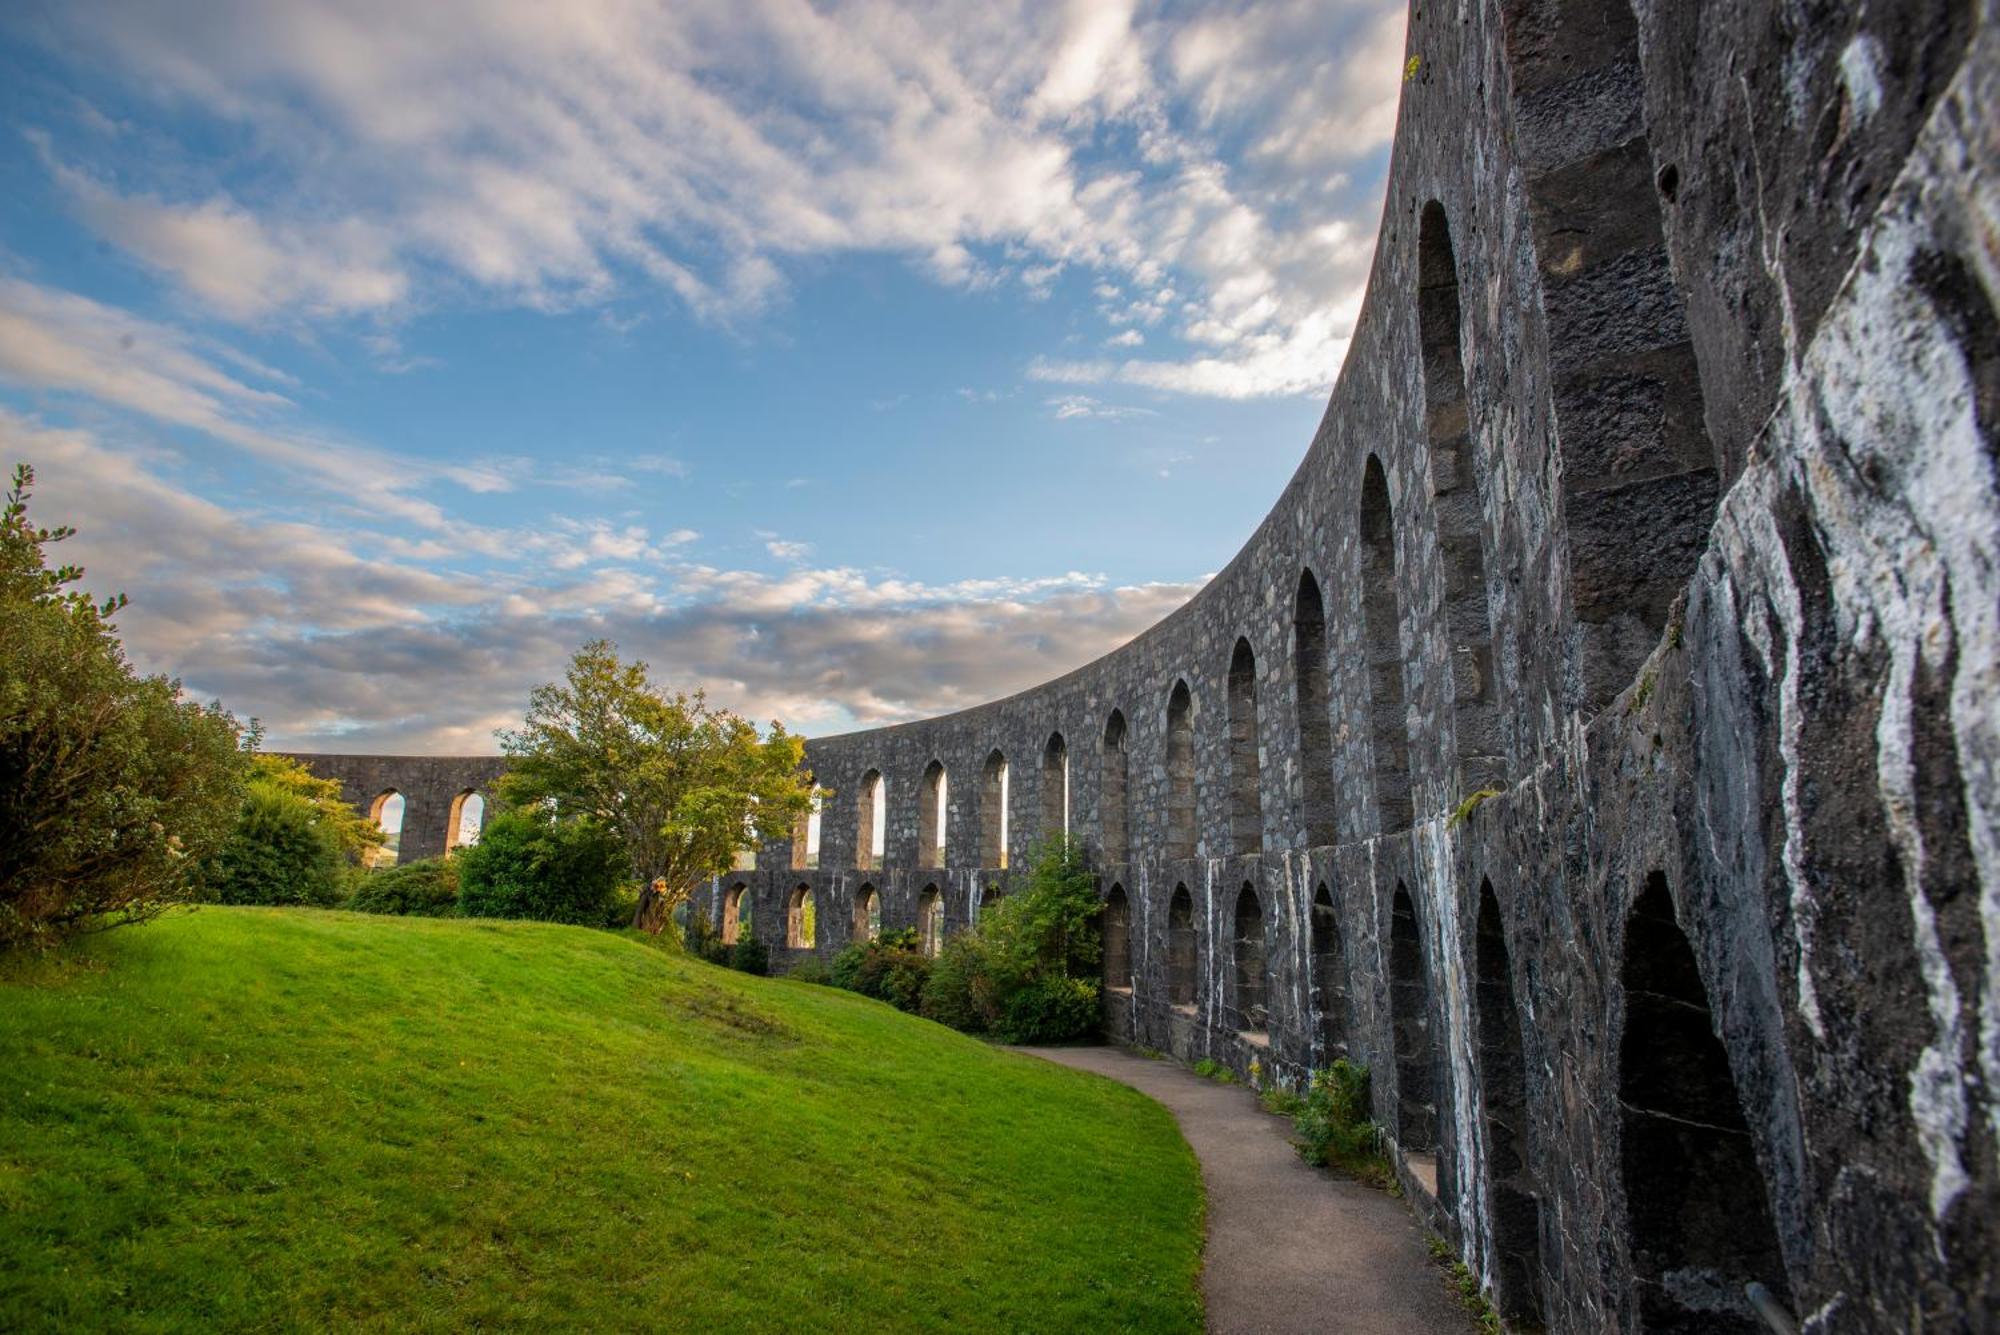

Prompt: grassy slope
[{"left": 0, "top": 909, "right": 1202, "bottom": 1332}]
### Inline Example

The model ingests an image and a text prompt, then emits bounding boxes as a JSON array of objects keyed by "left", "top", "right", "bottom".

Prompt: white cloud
[
  {"left": 1046, "top": 394, "right": 1158, "bottom": 422},
  {"left": 30, "top": 0, "right": 1405, "bottom": 400}
]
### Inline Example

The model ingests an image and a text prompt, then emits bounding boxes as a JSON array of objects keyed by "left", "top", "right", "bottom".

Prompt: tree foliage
[
  {"left": 498, "top": 641, "right": 822, "bottom": 932},
  {"left": 1, "top": 464, "right": 246, "bottom": 948},
  {"left": 208, "top": 782, "right": 350, "bottom": 907},
  {"left": 455, "top": 806, "right": 630, "bottom": 926}
]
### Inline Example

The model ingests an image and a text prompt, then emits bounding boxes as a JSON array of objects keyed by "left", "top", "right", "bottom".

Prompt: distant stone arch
[
  {"left": 918, "top": 884, "right": 944, "bottom": 956},
  {"left": 1232, "top": 882, "right": 1267, "bottom": 1034},
  {"left": 721, "top": 882, "right": 746, "bottom": 945},
  {"left": 1360, "top": 458, "right": 1413, "bottom": 831},
  {"left": 1312, "top": 882, "right": 1348, "bottom": 1059},
  {"left": 857, "top": 769, "right": 885, "bottom": 870},
  {"left": 1476, "top": 879, "right": 1543, "bottom": 1326},
  {"left": 1293, "top": 570, "right": 1338, "bottom": 847},
  {"left": 1227, "top": 639, "right": 1262, "bottom": 854},
  {"left": 980, "top": 750, "right": 1009, "bottom": 868},
  {"left": 1040, "top": 731, "right": 1068, "bottom": 841},
  {"left": 368, "top": 790, "right": 405, "bottom": 869},
  {"left": 1100, "top": 710, "right": 1130, "bottom": 864},
  {"left": 1165, "top": 681, "right": 1197, "bottom": 860},
  {"left": 918, "top": 760, "right": 947, "bottom": 869},
  {"left": 791, "top": 791, "right": 822, "bottom": 871},
  {"left": 1104, "top": 883, "right": 1133, "bottom": 991},
  {"left": 786, "top": 884, "right": 816, "bottom": 950},
  {"left": 1167, "top": 883, "right": 1197, "bottom": 1010},
  {"left": 445, "top": 789, "right": 485, "bottom": 852},
  {"left": 1389, "top": 881, "right": 1437, "bottom": 1151},
  {"left": 853, "top": 883, "right": 880, "bottom": 943}
]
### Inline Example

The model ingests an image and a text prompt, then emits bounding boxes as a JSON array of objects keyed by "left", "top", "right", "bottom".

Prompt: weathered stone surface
[{"left": 295, "top": 2, "right": 1999, "bottom": 1328}]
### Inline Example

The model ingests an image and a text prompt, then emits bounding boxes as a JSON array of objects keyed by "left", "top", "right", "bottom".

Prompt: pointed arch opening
[
  {"left": 1312, "top": 882, "right": 1349, "bottom": 1058},
  {"left": 1103, "top": 884, "right": 1132, "bottom": 992},
  {"left": 1620, "top": 872, "right": 1790, "bottom": 1331},
  {"left": 919, "top": 884, "right": 944, "bottom": 957},
  {"left": 1420, "top": 201, "right": 1505, "bottom": 794},
  {"left": 445, "top": 789, "right": 485, "bottom": 851},
  {"left": 1165, "top": 681, "right": 1197, "bottom": 860},
  {"left": 918, "top": 760, "right": 947, "bottom": 869},
  {"left": 1041, "top": 731, "right": 1069, "bottom": 841},
  {"left": 1293, "top": 570, "right": 1338, "bottom": 847},
  {"left": 1167, "top": 884, "right": 1197, "bottom": 1010},
  {"left": 368, "top": 791, "right": 405, "bottom": 870},
  {"left": 856, "top": 769, "right": 885, "bottom": 870},
  {"left": 786, "top": 884, "right": 816, "bottom": 949},
  {"left": 1227, "top": 639, "right": 1263, "bottom": 854},
  {"left": 721, "top": 883, "right": 746, "bottom": 945},
  {"left": 1477, "top": 880, "right": 1544, "bottom": 1326},
  {"left": 980, "top": 750, "right": 1009, "bottom": 868},
  {"left": 1101, "top": 710, "right": 1130, "bottom": 864},
  {"left": 1390, "top": 882, "right": 1437, "bottom": 1152},
  {"left": 791, "top": 791, "right": 822, "bottom": 870},
  {"left": 853, "top": 883, "right": 880, "bottom": 943},
  {"left": 1232, "top": 882, "right": 1267, "bottom": 1035},
  {"left": 1361, "top": 457, "right": 1413, "bottom": 831}
]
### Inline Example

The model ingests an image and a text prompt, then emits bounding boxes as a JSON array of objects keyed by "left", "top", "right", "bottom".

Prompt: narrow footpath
[{"left": 1016, "top": 1046, "right": 1473, "bottom": 1335}]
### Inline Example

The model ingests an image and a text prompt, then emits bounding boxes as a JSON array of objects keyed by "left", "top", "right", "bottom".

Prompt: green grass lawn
[{"left": 0, "top": 909, "right": 1203, "bottom": 1332}]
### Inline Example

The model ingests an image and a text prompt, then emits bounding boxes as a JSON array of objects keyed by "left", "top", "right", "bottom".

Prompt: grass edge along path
[{"left": 0, "top": 908, "right": 1204, "bottom": 1333}]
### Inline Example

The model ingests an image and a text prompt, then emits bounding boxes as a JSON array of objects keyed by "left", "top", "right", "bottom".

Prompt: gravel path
[{"left": 1016, "top": 1046, "right": 1474, "bottom": 1335}]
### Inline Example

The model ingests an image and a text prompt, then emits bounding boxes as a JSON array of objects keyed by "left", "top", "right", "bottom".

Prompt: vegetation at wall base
[
  {"left": 0, "top": 908, "right": 1203, "bottom": 1331},
  {"left": 344, "top": 856, "right": 459, "bottom": 916},
  {"left": 455, "top": 806, "right": 629, "bottom": 925},
  {"left": 1291, "top": 1060, "right": 1393, "bottom": 1188}
]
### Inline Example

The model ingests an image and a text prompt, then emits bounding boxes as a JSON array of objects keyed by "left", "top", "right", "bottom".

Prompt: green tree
[
  {"left": 498, "top": 641, "right": 822, "bottom": 933},
  {"left": 241, "top": 752, "right": 383, "bottom": 862},
  {"left": 455, "top": 806, "right": 629, "bottom": 925},
  {"left": 0, "top": 464, "right": 246, "bottom": 948},
  {"left": 980, "top": 837, "right": 1103, "bottom": 982}
]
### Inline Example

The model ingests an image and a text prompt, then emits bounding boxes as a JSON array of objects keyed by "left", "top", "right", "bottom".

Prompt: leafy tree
[
  {"left": 1, "top": 464, "right": 246, "bottom": 949},
  {"left": 979, "top": 837, "right": 1102, "bottom": 983},
  {"left": 208, "top": 782, "right": 350, "bottom": 907},
  {"left": 345, "top": 856, "right": 458, "bottom": 917},
  {"left": 456, "top": 806, "right": 630, "bottom": 925},
  {"left": 241, "top": 751, "right": 383, "bottom": 862},
  {"left": 498, "top": 640, "right": 821, "bottom": 933}
]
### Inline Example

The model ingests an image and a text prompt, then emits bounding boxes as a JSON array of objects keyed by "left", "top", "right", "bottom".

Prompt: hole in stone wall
[
  {"left": 1361, "top": 458, "right": 1414, "bottom": 831},
  {"left": 1227, "top": 639, "right": 1263, "bottom": 854},
  {"left": 791, "top": 791, "right": 822, "bottom": 871},
  {"left": 1476, "top": 880, "right": 1545, "bottom": 1326},
  {"left": 1101, "top": 710, "right": 1130, "bottom": 864},
  {"left": 445, "top": 789, "right": 485, "bottom": 851},
  {"left": 1168, "top": 884, "right": 1197, "bottom": 1009},
  {"left": 722, "top": 883, "right": 745, "bottom": 945},
  {"left": 853, "top": 883, "right": 880, "bottom": 943},
  {"left": 1419, "top": 200, "right": 1505, "bottom": 796},
  {"left": 856, "top": 769, "right": 885, "bottom": 870},
  {"left": 1312, "top": 882, "right": 1349, "bottom": 1058},
  {"left": 919, "top": 884, "right": 943, "bottom": 956},
  {"left": 786, "top": 884, "right": 816, "bottom": 949},
  {"left": 1104, "top": 884, "right": 1132, "bottom": 991},
  {"left": 1294, "top": 570, "right": 1338, "bottom": 847},
  {"left": 1041, "top": 731, "right": 1069, "bottom": 841},
  {"left": 981, "top": 750, "right": 1009, "bottom": 869},
  {"left": 369, "top": 790, "right": 404, "bottom": 870},
  {"left": 1233, "top": 882, "right": 1267, "bottom": 1034},
  {"left": 919, "top": 760, "right": 947, "bottom": 869},
  {"left": 1166, "top": 681, "right": 1198, "bottom": 860},
  {"left": 1390, "top": 881, "right": 1437, "bottom": 1151},
  {"left": 1656, "top": 163, "right": 1680, "bottom": 202},
  {"left": 1619, "top": 871, "right": 1790, "bottom": 1331}
]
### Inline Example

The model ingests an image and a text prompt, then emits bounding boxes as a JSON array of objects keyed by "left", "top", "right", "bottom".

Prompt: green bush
[
  {"left": 788, "top": 956, "right": 832, "bottom": 986},
  {"left": 346, "top": 857, "right": 458, "bottom": 916},
  {"left": 456, "top": 808, "right": 628, "bottom": 926},
  {"left": 920, "top": 931, "right": 998, "bottom": 1033},
  {"left": 1292, "top": 1060, "right": 1392, "bottom": 1186},
  {"left": 996, "top": 975, "right": 1101, "bottom": 1044},
  {"left": 830, "top": 928, "right": 931, "bottom": 1015},
  {"left": 729, "top": 937, "right": 769, "bottom": 975},
  {"left": 209, "top": 784, "right": 350, "bottom": 907}
]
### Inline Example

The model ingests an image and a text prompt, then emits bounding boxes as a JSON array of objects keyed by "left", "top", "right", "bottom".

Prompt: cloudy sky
[{"left": 0, "top": 0, "right": 1404, "bottom": 752}]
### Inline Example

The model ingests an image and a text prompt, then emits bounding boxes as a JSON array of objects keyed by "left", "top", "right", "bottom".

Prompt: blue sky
[{"left": 0, "top": 0, "right": 1404, "bottom": 750}]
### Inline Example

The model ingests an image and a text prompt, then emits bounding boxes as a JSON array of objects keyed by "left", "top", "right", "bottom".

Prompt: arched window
[
  {"left": 1101, "top": 710, "right": 1130, "bottom": 863},
  {"left": 919, "top": 884, "right": 944, "bottom": 957},
  {"left": 1390, "top": 882, "right": 1437, "bottom": 1152},
  {"left": 1621, "top": 872, "right": 1789, "bottom": 1329},
  {"left": 978, "top": 883, "right": 1004, "bottom": 919},
  {"left": 853, "top": 884, "right": 880, "bottom": 943},
  {"left": 1294, "top": 571, "right": 1338, "bottom": 847},
  {"left": 721, "top": 883, "right": 746, "bottom": 945},
  {"left": 368, "top": 791, "right": 405, "bottom": 869},
  {"left": 1476, "top": 880, "right": 1543, "bottom": 1326},
  {"left": 1233, "top": 883, "right": 1267, "bottom": 1034},
  {"left": 1167, "top": 884, "right": 1197, "bottom": 1010},
  {"left": 1227, "top": 639, "right": 1262, "bottom": 854},
  {"left": 919, "top": 761, "right": 947, "bottom": 869},
  {"left": 1165, "top": 681, "right": 1197, "bottom": 860},
  {"left": 446, "top": 789, "right": 485, "bottom": 851},
  {"left": 1361, "top": 458, "right": 1413, "bottom": 831},
  {"left": 1420, "top": 201, "right": 1504, "bottom": 795},
  {"left": 857, "top": 769, "right": 885, "bottom": 870},
  {"left": 980, "top": 750, "right": 1010, "bottom": 869},
  {"left": 786, "top": 884, "right": 816, "bottom": 949},
  {"left": 1312, "top": 883, "right": 1348, "bottom": 1059},
  {"left": 791, "top": 790, "right": 822, "bottom": 870},
  {"left": 1040, "top": 731, "right": 1069, "bottom": 841},
  {"left": 1103, "top": 884, "right": 1132, "bottom": 991}
]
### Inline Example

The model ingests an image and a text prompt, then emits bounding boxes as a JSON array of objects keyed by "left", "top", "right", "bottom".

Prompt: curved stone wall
[{"left": 299, "top": 0, "right": 1999, "bottom": 1326}]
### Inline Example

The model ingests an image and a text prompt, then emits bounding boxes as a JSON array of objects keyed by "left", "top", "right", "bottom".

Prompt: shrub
[
  {"left": 788, "top": 956, "right": 832, "bottom": 986},
  {"left": 920, "top": 931, "right": 998, "bottom": 1033},
  {"left": 729, "top": 937, "right": 770, "bottom": 975},
  {"left": 1292, "top": 1060, "right": 1392, "bottom": 1187},
  {"left": 994, "top": 975, "right": 1100, "bottom": 1044},
  {"left": 978, "top": 837, "right": 1101, "bottom": 984},
  {"left": 346, "top": 857, "right": 458, "bottom": 917},
  {"left": 1, "top": 464, "right": 247, "bottom": 949},
  {"left": 456, "top": 807, "right": 629, "bottom": 926},
  {"left": 830, "top": 928, "right": 930, "bottom": 1015},
  {"left": 209, "top": 783, "right": 350, "bottom": 907}
]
